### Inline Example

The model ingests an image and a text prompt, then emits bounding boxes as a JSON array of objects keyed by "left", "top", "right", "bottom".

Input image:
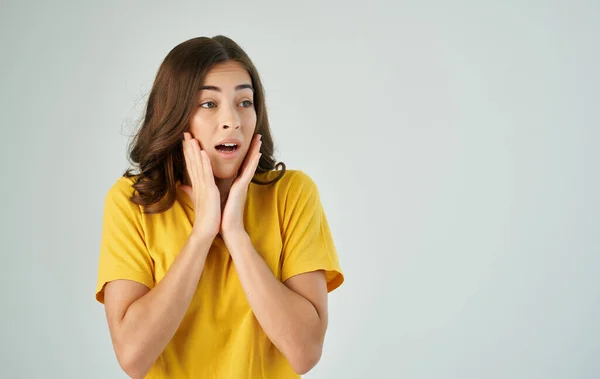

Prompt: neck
[
  {"left": 214, "top": 177, "right": 235, "bottom": 205},
  {"left": 182, "top": 172, "right": 235, "bottom": 207}
]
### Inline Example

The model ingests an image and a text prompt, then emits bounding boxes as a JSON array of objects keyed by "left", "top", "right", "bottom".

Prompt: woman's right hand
[{"left": 179, "top": 132, "right": 221, "bottom": 239}]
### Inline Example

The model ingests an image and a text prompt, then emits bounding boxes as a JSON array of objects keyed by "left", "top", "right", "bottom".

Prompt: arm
[
  {"left": 224, "top": 231, "right": 329, "bottom": 375},
  {"left": 99, "top": 133, "right": 223, "bottom": 378},
  {"left": 218, "top": 138, "right": 333, "bottom": 374},
  {"left": 103, "top": 232, "right": 213, "bottom": 379}
]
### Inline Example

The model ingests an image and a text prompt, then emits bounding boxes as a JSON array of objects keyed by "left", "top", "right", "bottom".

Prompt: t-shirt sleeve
[
  {"left": 95, "top": 177, "right": 155, "bottom": 304},
  {"left": 280, "top": 171, "right": 344, "bottom": 292}
]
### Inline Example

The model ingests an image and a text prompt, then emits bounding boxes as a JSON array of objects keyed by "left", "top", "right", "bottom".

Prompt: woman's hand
[
  {"left": 221, "top": 134, "right": 262, "bottom": 239},
  {"left": 179, "top": 132, "right": 221, "bottom": 239}
]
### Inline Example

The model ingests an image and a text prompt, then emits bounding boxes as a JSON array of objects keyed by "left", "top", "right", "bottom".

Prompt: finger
[
  {"left": 238, "top": 142, "right": 262, "bottom": 185},
  {"left": 182, "top": 135, "right": 195, "bottom": 184},
  {"left": 239, "top": 135, "right": 262, "bottom": 175},
  {"left": 186, "top": 136, "right": 205, "bottom": 195},
  {"left": 190, "top": 138, "right": 205, "bottom": 185},
  {"left": 240, "top": 151, "right": 261, "bottom": 184},
  {"left": 252, "top": 134, "right": 262, "bottom": 154},
  {"left": 200, "top": 149, "right": 215, "bottom": 184},
  {"left": 183, "top": 135, "right": 201, "bottom": 187}
]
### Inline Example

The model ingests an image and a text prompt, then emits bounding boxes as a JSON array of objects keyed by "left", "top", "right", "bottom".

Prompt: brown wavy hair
[{"left": 123, "top": 35, "right": 286, "bottom": 214}]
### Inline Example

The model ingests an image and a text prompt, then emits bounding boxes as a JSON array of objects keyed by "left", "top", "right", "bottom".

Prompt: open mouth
[{"left": 215, "top": 143, "right": 239, "bottom": 153}]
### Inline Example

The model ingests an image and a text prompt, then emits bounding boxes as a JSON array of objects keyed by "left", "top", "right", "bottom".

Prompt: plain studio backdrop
[{"left": 1, "top": 0, "right": 598, "bottom": 378}]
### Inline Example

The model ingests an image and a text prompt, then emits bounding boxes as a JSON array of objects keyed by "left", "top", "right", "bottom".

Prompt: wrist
[
  {"left": 190, "top": 229, "right": 217, "bottom": 248},
  {"left": 222, "top": 229, "right": 250, "bottom": 250}
]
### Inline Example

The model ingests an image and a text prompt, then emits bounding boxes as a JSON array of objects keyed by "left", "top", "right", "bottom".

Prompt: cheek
[
  {"left": 188, "top": 132, "right": 211, "bottom": 150},
  {"left": 189, "top": 121, "right": 211, "bottom": 146},
  {"left": 243, "top": 113, "right": 257, "bottom": 134}
]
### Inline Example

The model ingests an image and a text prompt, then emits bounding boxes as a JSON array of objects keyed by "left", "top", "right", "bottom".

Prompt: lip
[{"left": 214, "top": 138, "right": 243, "bottom": 160}]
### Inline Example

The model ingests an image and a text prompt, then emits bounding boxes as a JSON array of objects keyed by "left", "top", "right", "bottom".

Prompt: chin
[{"left": 212, "top": 165, "right": 241, "bottom": 180}]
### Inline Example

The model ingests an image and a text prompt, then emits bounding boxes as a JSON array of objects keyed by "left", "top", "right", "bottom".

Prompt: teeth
[{"left": 223, "top": 143, "right": 237, "bottom": 147}]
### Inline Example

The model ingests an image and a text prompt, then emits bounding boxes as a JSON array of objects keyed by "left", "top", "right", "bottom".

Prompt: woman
[{"left": 95, "top": 35, "right": 344, "bottom": 378}]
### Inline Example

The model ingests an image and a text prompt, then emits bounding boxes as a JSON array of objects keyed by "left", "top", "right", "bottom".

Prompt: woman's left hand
[{"left": 220, "top": 134, "right": 262, "bottom": 238}]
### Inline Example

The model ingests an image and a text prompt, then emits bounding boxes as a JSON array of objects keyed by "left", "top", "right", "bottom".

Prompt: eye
[
  {"left": 200, "top": 101, "right": 216, "bottom": 109},
  {"left": 240, "top": 100, "right": 254, "bottom": 108}
]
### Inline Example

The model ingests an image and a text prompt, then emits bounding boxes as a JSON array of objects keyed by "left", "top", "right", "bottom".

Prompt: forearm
[
  {"left": 224, "top": 232, "right": 324, "bottom": 373},
  {"left": 117, "top": 232, "right": 214, "bottom": 377}
]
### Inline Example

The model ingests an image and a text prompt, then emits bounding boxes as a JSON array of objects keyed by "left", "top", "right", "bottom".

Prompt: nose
[{"left": 219, "top": 102, "right": 241, "bottom": 130}]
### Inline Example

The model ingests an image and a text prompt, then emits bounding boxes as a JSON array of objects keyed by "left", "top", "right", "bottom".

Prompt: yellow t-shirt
[{"left": 95, "top": 169, "right": 344, "bottom": 378}]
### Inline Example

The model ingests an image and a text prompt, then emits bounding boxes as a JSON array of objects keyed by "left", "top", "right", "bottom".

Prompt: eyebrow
[{"left": 199, "top": 84, "right": 254, "bottom": 92}]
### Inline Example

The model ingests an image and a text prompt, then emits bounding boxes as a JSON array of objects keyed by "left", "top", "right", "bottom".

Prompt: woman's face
[{"left": 188, "top": 60, "right": 257, "bottom": 179}]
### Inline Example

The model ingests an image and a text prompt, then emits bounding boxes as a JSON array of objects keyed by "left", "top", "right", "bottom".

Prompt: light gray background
[{"left": 1, "top": 0, "right": 598, "bottom": 378}]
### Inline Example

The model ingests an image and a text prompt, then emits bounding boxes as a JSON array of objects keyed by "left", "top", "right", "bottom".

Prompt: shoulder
[
  {"left": 255, "top": 169, "right": 316, "bottom": 188},
  {"left": 253, "top": 169, "right": 318, "bottom": 196},
  {"left": 264, "top": 170, "right": 322, "bottom": 213},
  {"left": 282, "top": 169, "right": 317, "bottom": 188},
  {"left": 281, "top": 170, "right": 319, "bottom": 201},
  {"left": 106, "top": 175, "right": 138, "bottom": 195},
  {"left": 103, "top": 175, "right": 141, "bottom": 210}
]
